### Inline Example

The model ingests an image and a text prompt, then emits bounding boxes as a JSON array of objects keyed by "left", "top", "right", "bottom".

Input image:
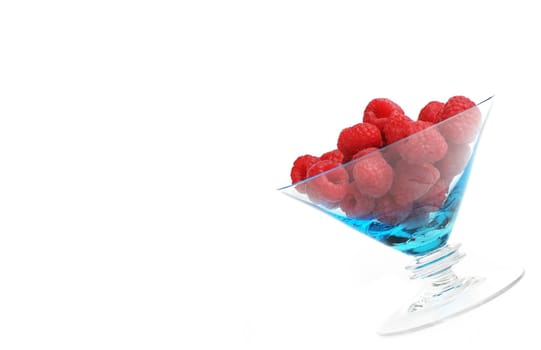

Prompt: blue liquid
[{"left": 328, "top": 161, "right": 474, "bottom": 256}]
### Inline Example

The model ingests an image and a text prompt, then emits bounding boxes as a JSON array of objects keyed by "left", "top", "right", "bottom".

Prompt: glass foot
[{"left": 378, "top": 245, "right": 524, "bottom": 336}]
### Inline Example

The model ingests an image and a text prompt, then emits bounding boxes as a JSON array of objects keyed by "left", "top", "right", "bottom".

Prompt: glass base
[{"left": 378, "top": 264, "right": 524, "bottom": 336}]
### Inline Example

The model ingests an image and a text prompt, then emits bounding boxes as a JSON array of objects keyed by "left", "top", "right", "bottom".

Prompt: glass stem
[{"left": 406, "top": 244, "right": 473, "bottom": 311}]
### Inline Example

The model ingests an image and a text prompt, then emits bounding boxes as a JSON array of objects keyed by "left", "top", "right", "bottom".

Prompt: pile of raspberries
[{"left": 289, "top": 96, "right": 481, "bottom": 225}]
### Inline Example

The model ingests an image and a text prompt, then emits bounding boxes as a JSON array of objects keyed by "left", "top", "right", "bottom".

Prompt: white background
[{"left": 1, "top": 1, "right": 539, "bottom": 349}]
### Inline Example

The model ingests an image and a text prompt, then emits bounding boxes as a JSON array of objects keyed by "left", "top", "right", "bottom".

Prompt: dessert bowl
[{"left": 278, "top": 96, "right": 524, "bottom": 335}]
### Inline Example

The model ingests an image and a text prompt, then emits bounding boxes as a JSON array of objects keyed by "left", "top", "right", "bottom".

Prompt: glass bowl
[{"left": 278, "top": 96, "right": 524, "bottom": 335}]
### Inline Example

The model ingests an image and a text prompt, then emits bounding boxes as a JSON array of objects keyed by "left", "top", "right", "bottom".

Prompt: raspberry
[
  {"left": 320, "top": 149, "right": 345, "bottom": 163},
  {"left": 305, "top": 160, "right": 349, "bottom": 207},
  {"left": 398, "top": 121, "right": 448, "bottom": 164},
  {"left": 351, "top": 147, "right": 379, "bottom": 160},
  {"left": 339, "top": 185, "right": 375, "bottom": 218},
  {"left": 435, "top": 143, "right": 471, "bottom": 179},
  {"left": 415, "top": 178, "right": 450, "bottom": 210},
  {"left": 373, "top": 195, "right": 412, "bottom": 225},
  {"left": 337, "top": 123, "right": 383, "bottom": 160},
  {"left": 290, "top": 154, "right": 320, "bottom": 185},
  {"left": 381, "top": 115, "right": 414, "bottom": 145},
  {"left": 418, "top": 101, "right": 444, "bottom": 123},
  {"left": 390, "top": 160, "right": 440, "bottom": 206},
  {"left": 437, "top": 96, "right": 481, "bottom": 144},
  {"left": 408, "top": 120, "right": 433, "bottom": 132},
  {"left": 382, "top": 147, "right": 402, "bottom": 167},
  {"left": 363, "top": 98, "right": 405, "bottom": 131},
  {"left": 306, "top": 160, "right": 341, "bottom": 178},
  {"left": 351, "top": 151, "right": 393, "bottom": 198},
  {"left": 437, "top": 96, "right": 476, "bottom": 120}
]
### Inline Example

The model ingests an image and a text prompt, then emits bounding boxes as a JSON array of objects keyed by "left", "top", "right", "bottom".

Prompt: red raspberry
[
  {"left": 381, "top": 115, "right": 414, "bottom": 145},
  {"left": 337, "top": 123, "right": 383, "bottom": 160},
  {"left": 306, "top": 160, "right": 340, "bottom": 178},
  {"left": 415, "top": 178, "right": 450, "bottom": 210},
  {"left": 408, "top": 120, "right": 433, "bottom": 131},
  {"left": 435, "top": 143, "right": 471, "bottom": 179},
  {"left": 373, "top": 195, "right": 412, "bottom": 225},
  {"left": 320, "top": 149, "right": 345, "bottom": 163},
  {"left": 398, "top": 121, "right": 448, "bottom": 164},
  {"left": 305, "top": 160, "right": 349, "bottom": 207},
  {"left": 290, "top": 154, "right": 320, "bottom": 185},
  {"left": 346, "top": 147, "right": 378, "bottom": 186},
  {"left": 437, "top": 96, "right": 481, "bottom": 144},
  {"left": 390, "top": 160, "right": 440, "bottom": 206},
  {"left": 351, "top": 147, "right": 379, "bottom": 160},
  {"left": 339, "top": 185, "right": 375, "bottom": 218},
  {"left": 437, "top": 96, "right": 476, "bottom": 120},
  {"left": 418, "top": 101, "right": 444, "bottom": 123},
  {"left": 351, "top": 151, "right": 393, "bottom": 198},
  {"left": 363, "top": 98, "right": 405, "bottom": 131}
]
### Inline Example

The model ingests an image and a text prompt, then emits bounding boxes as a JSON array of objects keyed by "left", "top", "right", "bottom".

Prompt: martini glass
[{"left": 278, "top": 96, "right": 524, "bottom": 335}]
